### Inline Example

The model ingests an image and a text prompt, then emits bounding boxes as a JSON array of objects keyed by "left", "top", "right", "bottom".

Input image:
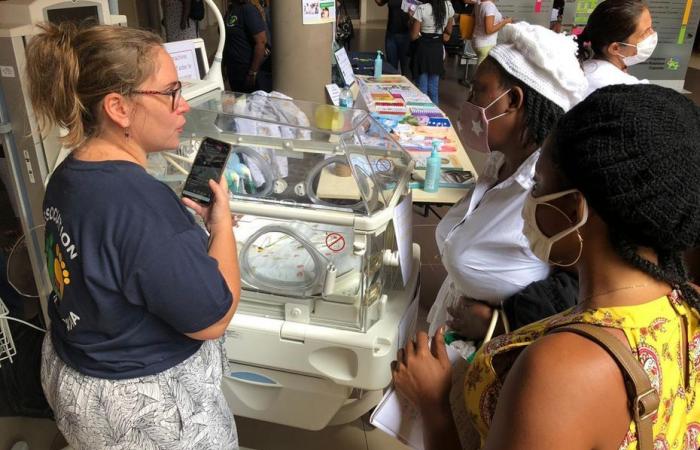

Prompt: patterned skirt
[{"left": 41, "top": 335, "right": 238, "bottom": 450}]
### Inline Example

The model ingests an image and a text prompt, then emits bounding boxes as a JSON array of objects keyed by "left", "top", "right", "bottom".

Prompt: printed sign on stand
[
  {"left": 334, "top": 47, "right": 356, "bottom": 87},
  {"left": 163, "top": 40, "right": 200, "bottom": 81}
]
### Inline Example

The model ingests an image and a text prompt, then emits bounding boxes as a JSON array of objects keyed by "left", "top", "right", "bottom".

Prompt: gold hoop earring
[{"left": 552, "top": 230, "right": 583, "bottom": 268}]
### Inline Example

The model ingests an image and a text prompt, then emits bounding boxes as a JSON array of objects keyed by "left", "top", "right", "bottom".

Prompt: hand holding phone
[
  {"left": 182, "top": 176, "right": 233, "bottom": 231},
  {"left": 182, "top": 137, "right": 233, "bottom": 205}
]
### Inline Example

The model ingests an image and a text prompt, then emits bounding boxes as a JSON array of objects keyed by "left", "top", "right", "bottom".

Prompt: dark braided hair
[
  {"left": 486, "top": 56, "right": 565, "bottom": 148},
  {"left": 428, "top": 0, "right": 447, "bottom": 31},
  {"left": 576, "top": 0, "right": 647, "bottom": 62},
  {"left": 552, "top": 84, "right": 700, "bottom": 308}
]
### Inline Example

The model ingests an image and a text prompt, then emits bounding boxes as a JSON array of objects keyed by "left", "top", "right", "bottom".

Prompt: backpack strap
[{"left": 547, "top": 323, "right": 659, "bottom": 450}]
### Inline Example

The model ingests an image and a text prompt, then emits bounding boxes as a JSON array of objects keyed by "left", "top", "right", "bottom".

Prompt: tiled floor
[{"left": 0, "top": 418, "right": 66, "bottom": 450}]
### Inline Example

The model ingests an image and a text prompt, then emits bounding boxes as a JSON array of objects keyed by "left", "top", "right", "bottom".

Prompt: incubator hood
[{"left": 149, "top": 91, "right": 415, "bottom": 333}]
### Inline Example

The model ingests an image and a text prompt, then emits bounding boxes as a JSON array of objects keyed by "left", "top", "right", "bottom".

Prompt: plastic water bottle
[
  {"left": 339, "top": 84, "right": 354, "bottom": 108},
  {"left": 374, "top": 50, "right": 383, "bottom": 80},
  {"left": 423, "top": 140, "right": 442, "bottom": 193}
]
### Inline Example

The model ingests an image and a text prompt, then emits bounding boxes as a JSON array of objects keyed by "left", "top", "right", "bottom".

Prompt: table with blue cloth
[{"left": 347, "top": 52, "right": 399, "bottom": 76}]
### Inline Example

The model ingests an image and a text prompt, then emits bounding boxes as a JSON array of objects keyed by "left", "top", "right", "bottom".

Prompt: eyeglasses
[{"left": 131, "top": 81, "right": 182, "bottom": 111}]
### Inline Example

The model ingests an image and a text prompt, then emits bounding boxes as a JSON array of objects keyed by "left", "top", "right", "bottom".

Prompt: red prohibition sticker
[{"left": 325, "top": 232, "right": 346, "bottom": 252}]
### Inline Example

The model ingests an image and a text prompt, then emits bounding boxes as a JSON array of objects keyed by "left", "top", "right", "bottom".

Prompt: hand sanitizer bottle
[
  {"left": 374, "top": 50, "right": 383, "bottom": 80},
  {"left": 423, "top": 140, "right": 442, "bottom": 193},
  {"left": 339, "top": 83, "right": 354, "bottom": 108}
]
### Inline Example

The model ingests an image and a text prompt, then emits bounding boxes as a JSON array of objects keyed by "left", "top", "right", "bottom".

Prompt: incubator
[{"left": 150, "top": 90, "right": 420, "bottom": 429}]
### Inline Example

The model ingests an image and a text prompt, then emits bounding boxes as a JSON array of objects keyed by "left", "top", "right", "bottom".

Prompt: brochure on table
[{"left": 356, "top": 75, "right": 463, "bottom": 161}]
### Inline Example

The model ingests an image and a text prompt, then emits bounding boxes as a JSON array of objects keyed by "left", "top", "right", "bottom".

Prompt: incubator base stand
[{"left": 222, "top": 244, "right": 421, "bottom": 430}]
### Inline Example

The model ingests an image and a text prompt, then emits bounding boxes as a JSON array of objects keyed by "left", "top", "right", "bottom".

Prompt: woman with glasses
[{"left": 26, "top": 23, "right": 241, "bottom": 449}]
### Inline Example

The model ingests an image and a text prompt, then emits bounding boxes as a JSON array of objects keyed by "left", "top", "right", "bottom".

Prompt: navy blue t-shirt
[
  {"left": 43, "top": 157, "right": 232, "bottom": 380},
  {"left": 386, "top": 0, "right": 410, "bottom": 34},
  {"left": 224, "top": 3, "right": 266, "bottom": 71}
]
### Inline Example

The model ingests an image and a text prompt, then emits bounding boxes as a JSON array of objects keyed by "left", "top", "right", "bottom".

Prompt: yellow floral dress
[{"left": 464, "top": 291, "right": 700, "bottom": 450}]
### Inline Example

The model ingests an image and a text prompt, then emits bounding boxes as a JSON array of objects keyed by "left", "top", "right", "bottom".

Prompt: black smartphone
[{"left": 182, "top": 137, "right": 232, "bottom": 205}]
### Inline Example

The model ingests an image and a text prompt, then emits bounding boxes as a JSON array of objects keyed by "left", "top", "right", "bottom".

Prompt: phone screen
[{"left": 182, "top": 137, "right": 232, "bottom": 204}]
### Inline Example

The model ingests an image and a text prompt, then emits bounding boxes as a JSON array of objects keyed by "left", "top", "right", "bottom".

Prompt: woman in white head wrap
[
  {"left": 427, "top": 22, "right": 587, "bottom": 341},
  {"left": 395, "top": 22, "right": 590, "bottom": 450}
]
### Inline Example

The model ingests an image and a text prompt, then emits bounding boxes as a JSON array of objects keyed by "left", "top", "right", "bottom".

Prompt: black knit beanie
[{"left": 552, "top": 84, "right": 700, "bottom": 254}]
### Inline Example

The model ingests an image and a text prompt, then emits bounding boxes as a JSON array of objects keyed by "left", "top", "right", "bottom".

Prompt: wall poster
[{"left": 302, "top": 0, "right": 336, "bottom": 24}]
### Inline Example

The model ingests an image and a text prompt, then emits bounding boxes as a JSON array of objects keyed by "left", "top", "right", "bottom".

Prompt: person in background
[
  {"left": 375, "top": 0, "right": 412, "bottom": 76},
  {"left": 223, "top": 0, "right": 272, "bottom": 93},
  {"left": 26, "top": 23, "right": 240, "bottom": 449},
  {"left": 549, "top": 0, "right": 564, "bottom": 32},
  {"left": 471, "top": 0, "right": 511, "bottom": 65},
  {"left": 393, "top": 82, "right": 700, "bottom": 450},
  {"left": 161, "top": 0, "right": 197, "bottom": 42},
  {"left": 410, "top": 0, "right": 455, "bottom": 104},
  {"left": 577, "top": 0, "right": 655, "bottom": 97},
  {"left": 336, "top": 0, "right": 355, "bottom": 50},
  {"left": 251, "top": 0, "right": 273, "bottom": 79},
  {"left": 427, "top": 22, "right": 587, "bottom": 339}
]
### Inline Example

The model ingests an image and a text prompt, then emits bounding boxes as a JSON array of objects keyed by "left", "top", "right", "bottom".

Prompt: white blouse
[
  {"left": 428, "top": 150, "right": 550, "bottom": 335},
  {"left": 582, "top": 59, "right": 648, "bottom": 98}
]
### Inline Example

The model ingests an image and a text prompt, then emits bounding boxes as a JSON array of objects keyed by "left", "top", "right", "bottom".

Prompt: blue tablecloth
[{"left": 348, "top": 52, "right": 399, "bottom": 76}]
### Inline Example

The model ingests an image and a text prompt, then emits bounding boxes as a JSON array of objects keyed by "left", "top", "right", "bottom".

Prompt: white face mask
[
  {"left": 616, "top": 32, "right": 658, "bottom": 66},
  {"left": 521, "top": 189, "right": 588, "bottom": 267}
]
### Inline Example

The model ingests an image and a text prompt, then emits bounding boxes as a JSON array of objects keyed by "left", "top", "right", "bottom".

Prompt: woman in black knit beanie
[
  {"left": 551, "top": 84, "right": 700, "bottom": 307},
  {"left": 392, "top": 84, "right": 700, "bottom": 449}
]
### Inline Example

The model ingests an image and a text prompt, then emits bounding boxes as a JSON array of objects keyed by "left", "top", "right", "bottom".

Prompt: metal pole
[{"left": 0, "top": 85, "right": 51, "bottom": 325}]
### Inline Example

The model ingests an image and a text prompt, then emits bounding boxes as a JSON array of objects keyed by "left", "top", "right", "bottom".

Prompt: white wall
[{"left": 361, "top": 0, "right": 387, "bottom": 23}]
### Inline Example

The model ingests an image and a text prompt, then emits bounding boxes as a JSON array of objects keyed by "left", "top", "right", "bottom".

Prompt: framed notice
[
  {"left": 334, "top": 46, "right": 356, "bottom": 87},
  {"left": 302, "top": 0, "right": 336, "bottom": 24},
  {"left": 163, "top": 40, "right": 201, "bottom": 81}
]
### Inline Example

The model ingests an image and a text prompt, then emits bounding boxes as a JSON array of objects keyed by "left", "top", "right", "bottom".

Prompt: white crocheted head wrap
[{"left": 489, "top": 22, "right": 588, "bottom": 112}]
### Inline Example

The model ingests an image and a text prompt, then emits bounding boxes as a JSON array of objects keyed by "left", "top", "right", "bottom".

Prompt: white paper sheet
[
  {"left": 325, "top": 83, "right": 341, "bottom": 106},
  {"left": 334, "top": 47, "right": 356, "bottom": 87},
  {"left": 398, "top": 291, "right": 420, "bottom": 350},
  {"left": 370, "top": 344, "right": 462, "bottom": 450},
  {"left": 393, "top": 192, "right": 413, "bottom": 286}
]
